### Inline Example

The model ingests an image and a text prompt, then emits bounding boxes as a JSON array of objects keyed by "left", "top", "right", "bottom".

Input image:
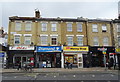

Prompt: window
[
  {"left": 14, "top": 36, "right": 20, "bottom": 44},
  {"left": 77, "top": 23, "right": 82, "bottom": 32},
  {"left": 118, "top": 37, "right": 120, "bottom": 46},
  {"left": 77, "top": 36, "right": 83, "bottom": 46},
  {"left": 51, "top": 23, "right": 57, "bottom": 31},
  {"left": 102, "top": 25, "right": 107, "bottom": 32},
  {"left": 67, "top": 23, "right": 72, "bottom": 32},
  {"left": 92, "top": 24, "right": 98, "bottom": 32},
  {"left": 41, "top": 23, "right": 47, "bottom": 31},
  {"left": 24, "top": 36, "right": 31, "bottom": 44},
  {"left": 117, "top": 24, "right": 120, "bottom": 32},
  {"left": 15, "top": 22, "right": 21, "bottom": 31},
  {"left": 93, "top": 37, "right": 99, "bottom": 46},
  {"left": 103, "top": 37, "right": 109, "bottom": 46},
  {"left": 25, "top": 22, "right": 32, "bottom": 31},
  {"left": 41, "top": 36, "right": 47, "bottom": 45},
  {"left": 51, "top": 36, "right": 57, "bottom": 45},
  {"left": 67, "top": 36, "right": 73, "bottom": 46}
]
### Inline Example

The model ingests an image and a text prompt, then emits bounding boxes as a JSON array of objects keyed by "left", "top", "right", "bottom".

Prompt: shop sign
[
  {"left": 36, "top": 46, "right": 61, "bottom": 52},
  {"left": 98, "top": 48, "right": 107, "bottom": 51},
  {"left": 63, "top": 46, "right": 89, "bottom": 52},
  {"left": 9, "top": 46, "right": 34, "bottom": 50},
  {"left": 116, "top": 48, "right": 120, "bottom": 52},
  {"left": 0, "top": 53, "right": 4, "bottom": 57}
]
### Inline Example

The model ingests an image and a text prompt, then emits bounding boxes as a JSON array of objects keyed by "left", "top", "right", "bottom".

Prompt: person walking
[
  {"left": 69, "top": 61, "right": 73, "bottom": 69},
  {"left": 66, "top": 60, "right": 69, "bottom": 69},
  {"left": 17, "top": 62, "right": 21, "bottom": 70}
]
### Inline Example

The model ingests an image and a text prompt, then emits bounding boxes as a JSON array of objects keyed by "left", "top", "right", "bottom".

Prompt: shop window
[
  {"left": 64, "top": 55, "right": 77, "bottom": 64},
  {"left": 51, "top": 37, "right": 57, "bottom": 45},
  {"left": 103, "top": 37, "right": 109, "bottom": 46},
  {"left": 25, "top": 21, "right": 32, "bottom": 31},
  {"left": 67, "top": 23, "right": 72, "bottom": 32},
  {"left": 93, "top": 37, "right": 99, "bottom": 46},
  {"left": 67, "top": 36, "right": 73, "bottom": 46},
  {"left": 102, "top": 24, "right": 107, "bottom": 32},
  {"left": 41, "top": 23, "right": 47, "bottom": 31},
  {"left": 14, "top": 35, "right": 20, "bottom": 44},
  {"left": 92, "top": 24, "right": 98, "bottom": 32},
  {"left": 77, "top": 23, "right": 82, "bottom": 32},
  {"left": 41, "top": 36, "right": 47, "bottom": 45},
  {"left": 15, "top": 21, "right": 21, "bottom": 31},
  {"left": 51, "top": 23, "right": 57, "bottom": 31},
  {"left": 24, "top": 36, "right": 31, "bottom": 45}
]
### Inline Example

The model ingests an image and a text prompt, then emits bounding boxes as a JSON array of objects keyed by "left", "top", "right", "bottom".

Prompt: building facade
[
  {"left": 8, "top": 10, "right": 115, "bottom": 68},
  {"left": 87, "top": 19, "right": 115, "bottom": 67}
]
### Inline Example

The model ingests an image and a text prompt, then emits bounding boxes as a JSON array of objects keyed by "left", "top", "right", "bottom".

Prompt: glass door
[{"left": 21, "top": 56, "right": 27, "bottom": 67}]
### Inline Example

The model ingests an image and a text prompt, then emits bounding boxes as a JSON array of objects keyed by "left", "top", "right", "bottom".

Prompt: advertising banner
[
  {"left": 36, "top": 46, "right": 61, "bottom": 52},
  {"left": 63, "top": 46, "right": 89, "bottom": 52},
  {"left": 9, "top": 46, "right": 34, "bottom": 50}
]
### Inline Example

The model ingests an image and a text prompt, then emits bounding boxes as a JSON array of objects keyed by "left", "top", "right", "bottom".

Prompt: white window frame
[
  {"left": 25, "top": 21, "right": 32, "bottom": 31},
  {"left": 93, "top": 37, "right": 99, "bottom": 46},
  {"left": 40, "top": 36, "right": 48, "bottom": 45},
  {"left": 103, "top": 37, "right": 109, "bottom": 46},
  {"left": 102, "top": 24, "right": 107, "bottom": 32},
  {"left": 67, "top": 23, "right": 72, "bottom": 32},
  {"left": 51, "top": 36, "right": 57, "bottom": 45},
  {"left": 41, "top": 23, "right": 47, "bottom": 31},
  {"left": 77, "top": 36, "right": 83, "bottom": 46},
  {"left": 118, "top": 37, "right": 120, "bottom": 46},
  {"left": 77, "top": 23, "right": 82, "bottom": 32},
  {"left": 51, "top": 23, "right": 57, "bottom": 31},
  {"left": 24, "top": 36, "right": 31, "bottom": 45},
  {"left": 15, "top": 21, "right": 21, "bottom": 31},
  {"left": 117, "top": 24, "right": 120, "bottom": 32},
  {"left": 14, "top": 35, "right": 21, "bottom": 44},
  {"left": 67, "top": 36, "right": 73, "bottom": 46},
  {"left": 92, "top": 24, "right": 98, "bottom": 32}
]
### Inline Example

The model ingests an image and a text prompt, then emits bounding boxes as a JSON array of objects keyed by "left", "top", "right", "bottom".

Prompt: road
[{"left": 1, "top": 71, "right": 120, "bottom": 82}]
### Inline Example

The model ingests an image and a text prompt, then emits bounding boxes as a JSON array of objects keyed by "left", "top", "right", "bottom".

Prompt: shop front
[
  {"left": 8, "top": 46, "right": 35, "bottom": 68},
  {"left": 116, "top": 48, "right": 120, "bottom": 70},
  {"left": 36, "top": 46, "right": 62, "bottom": 68},
  {"left": 63, "top": 46, "right": 89, "bottom": 68},
  {"left": 89, "top": 46, "right": 115, "bottom": 67}
]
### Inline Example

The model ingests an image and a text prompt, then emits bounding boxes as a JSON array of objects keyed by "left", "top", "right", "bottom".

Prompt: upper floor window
[
  {"left": 93, "top": 37, "right": 99, "bottom": 46},
  {"left": 14, "top": 35, "right": 20, "bottom": 44},
  {"left": 77, "top": 36, "right": 83, "bottom": 46},
  {"left": 15, "top": 22, "right": 21, "bottom": 31},
  {"left": 92, "top": 24, "right": 98, "bottom": 32},
  {"left": 67, "top": 36, "right": 73, "bottom": 46},
  {"left": 117, "top": 24, "right": 120, "bottom": 32},
  {"left": 25, "top": 22, "right": 32, "bottom": 31},
  {"left": 77, "top": 23, "right": 82, "bottom": 32},
  {"left": 103, "top": 37, "right": 109, "bottom": 46},
  {"left": 51, "top": 36, "right": 57, "bottom": 45},
  {"left": 41, "top": 23, "right": 47, "bottom": 31},
  {"left": 24, "top": 36, "right": 31, "bottom": 45},
  {"left": 51, "top": 23, "right": 57, "bottom": 31},
  {"left": 102, "top": 24, "right": 107, "bottom": 32},
  {"left": 40, "top": 36, "right": 47, "bottom": 45},
  {"left": 118, "top": 37, "right": 120, "bottom": 46},
  {"left": 67, "top": 23, "right": 72, "bottom": 32}
]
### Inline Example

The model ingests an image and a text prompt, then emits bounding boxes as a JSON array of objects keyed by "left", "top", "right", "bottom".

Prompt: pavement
[{"left": 0, "top": 67, "right": 119, "bottom": 74}]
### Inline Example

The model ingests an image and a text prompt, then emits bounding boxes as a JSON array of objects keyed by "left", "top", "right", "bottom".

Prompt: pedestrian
[
  {"left": 66, "top": 60, "right": 69, "bottom": 69},
  {"left": 17, "top": 63, "right": 21, "bottom": 70},
  {"left": 86, "top": 60, "right": 90, "bottom": 68},
  {"left": 69, "top": 61, "right": 73, "bottom": 69}
]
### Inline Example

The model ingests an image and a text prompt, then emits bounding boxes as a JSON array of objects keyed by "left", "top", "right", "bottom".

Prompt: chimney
[{"left": 35, "top": 10, "right": 40, "bottom": 18}]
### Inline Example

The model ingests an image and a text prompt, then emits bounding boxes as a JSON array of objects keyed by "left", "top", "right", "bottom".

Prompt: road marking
[
  {"left": 63, "top": 75, "right": 66, "bottom": 77},
  {"left": 44, "top": 76, "right": 47, "bottom": 77},
  {"left": 14, "top": 76, "right": 17, "bottom": 78},
  {"left": 54, "top": 76, "right": 56, "bottom": 78},
  {"left": 101, "top": 75, "right": 104, "bottom": 77},
  {"left": 73, "top": 75, "right": 76, "bottom": 77},
  {"left": 111, "top": 75, "right": 114, "bottom": 77},
  {"left": 92, "top": 75, "right": 95, "bottom": 77},
  {"left": 82, "top": 75, "right": 85, "bottom": 77},
  {"left": 4, "top": 77, "right": 7, "bottom": 78}
]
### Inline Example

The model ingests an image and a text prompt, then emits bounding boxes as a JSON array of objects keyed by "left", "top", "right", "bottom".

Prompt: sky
[{"left": 0, "top": 0, "right": 120, "bottom": 32}]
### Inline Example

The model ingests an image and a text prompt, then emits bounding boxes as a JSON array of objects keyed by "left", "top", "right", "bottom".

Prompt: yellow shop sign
[
  {"left": 63, "top": 46, "right": 89, "bottom": 52},
  {"left": 116, "top": 48, "right": 120, "bottom": 52}
]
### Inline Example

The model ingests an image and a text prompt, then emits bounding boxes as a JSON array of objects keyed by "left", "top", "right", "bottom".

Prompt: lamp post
[{"left": 102, "top": 47, "right": 107, "bottom": 70}]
